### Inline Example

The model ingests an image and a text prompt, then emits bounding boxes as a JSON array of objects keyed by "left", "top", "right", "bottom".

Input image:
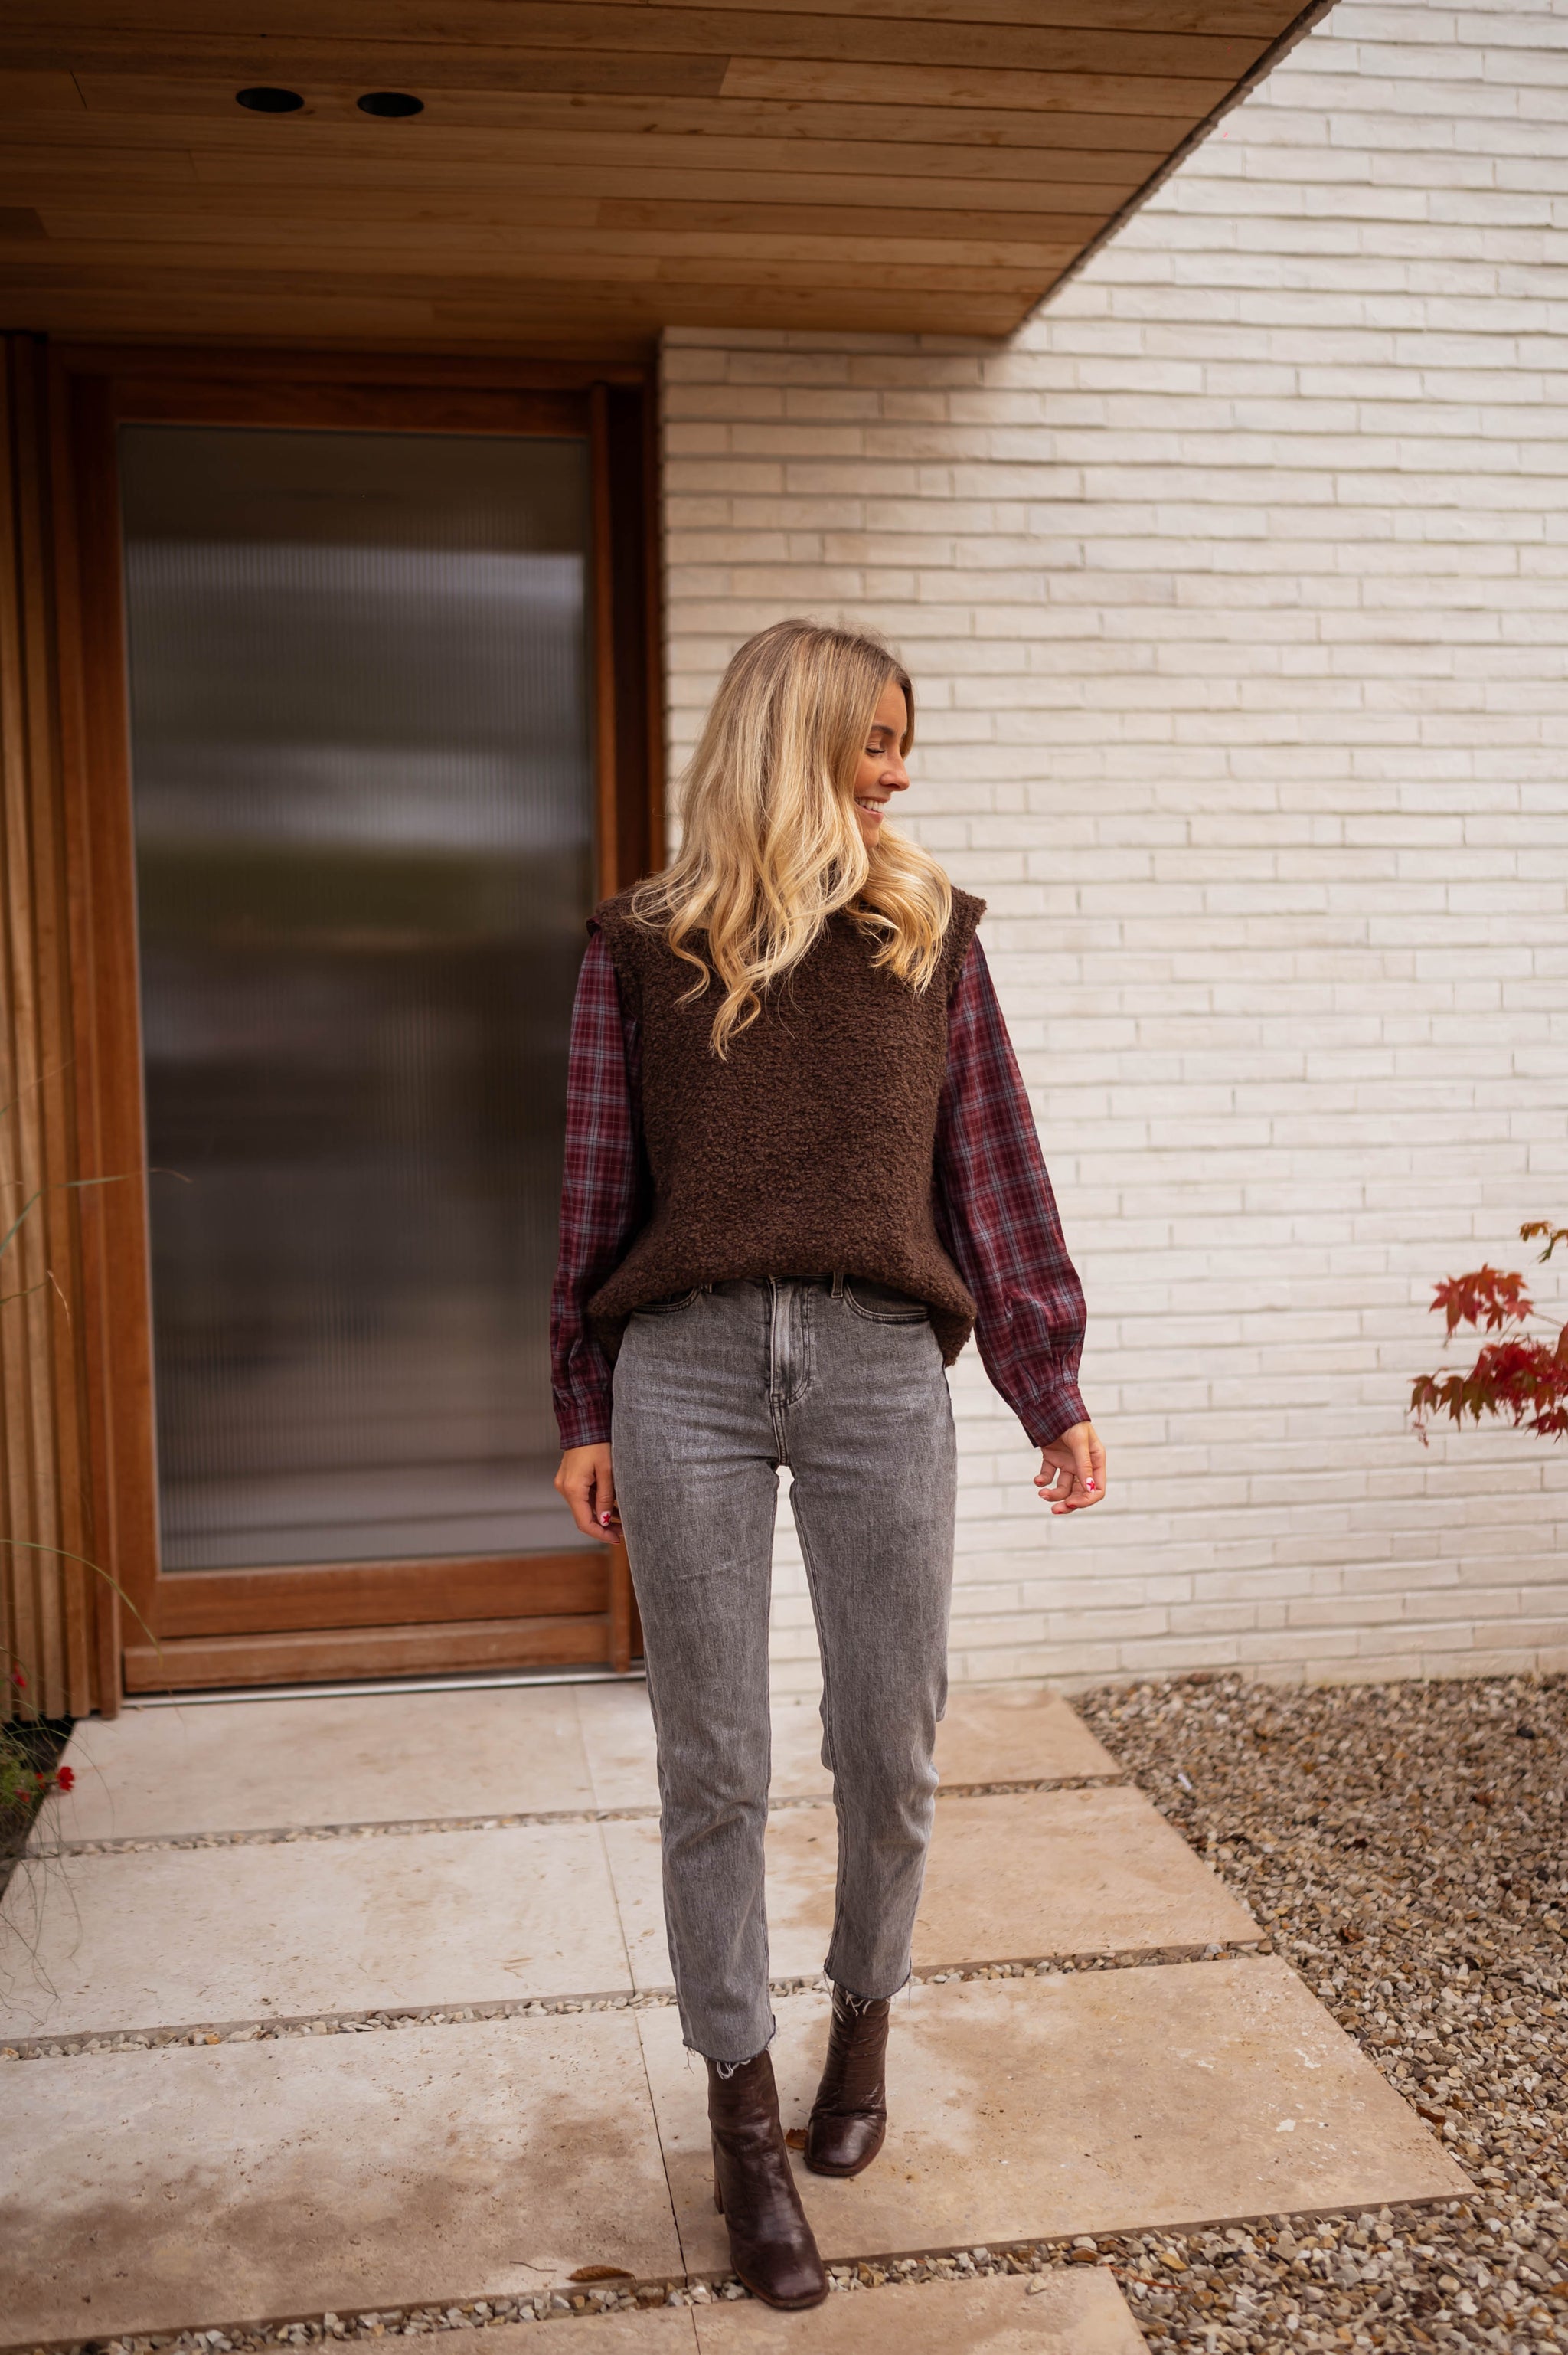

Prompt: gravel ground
[{"left": 1071, "top": 1668, "right": 1568, "bottom": 2352}]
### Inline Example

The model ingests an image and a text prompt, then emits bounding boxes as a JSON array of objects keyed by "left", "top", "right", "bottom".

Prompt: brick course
[{"left": 658, "top": 0, "right": 1568, "bottom": 1694}]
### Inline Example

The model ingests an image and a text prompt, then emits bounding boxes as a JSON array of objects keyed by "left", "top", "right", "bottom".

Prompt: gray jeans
[{"left": 611, "top": 1275, "right": 958, "bottom": 2064}]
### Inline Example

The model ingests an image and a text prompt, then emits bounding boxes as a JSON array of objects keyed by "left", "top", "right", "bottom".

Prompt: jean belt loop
[{"left": 830, "top": 1271, "right": 845, "bottom": 1300}]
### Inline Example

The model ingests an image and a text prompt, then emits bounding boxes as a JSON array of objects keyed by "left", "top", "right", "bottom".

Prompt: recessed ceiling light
[
  {"left": 235, "top": 87, "right": 305, "bottom": 113},
  {"left": 357, "top": 91, "right": 424, "bottom": 117}
]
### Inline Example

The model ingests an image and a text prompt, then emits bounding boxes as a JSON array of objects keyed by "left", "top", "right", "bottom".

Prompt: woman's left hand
[{"left": 1035, "top": 1421, "right": 1106, "bottom": 1515}]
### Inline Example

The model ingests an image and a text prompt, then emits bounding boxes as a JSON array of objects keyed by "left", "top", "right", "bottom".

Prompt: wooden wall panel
[
  {"left": 0, "top": 329, "right": 97, "bottom": 1723},
  {"left": 0, "top": 2, "right": 1333, "bottom": 348}
]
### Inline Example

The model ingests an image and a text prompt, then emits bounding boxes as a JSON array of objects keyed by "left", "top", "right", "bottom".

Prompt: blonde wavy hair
[{"left": 631, "top": 619, "right": 953, "bottom": 1055}]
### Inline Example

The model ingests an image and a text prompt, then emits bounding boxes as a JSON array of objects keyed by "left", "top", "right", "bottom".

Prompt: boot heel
[{"left": 712, "top": 2139, "right": 724, "bottom": 2214}]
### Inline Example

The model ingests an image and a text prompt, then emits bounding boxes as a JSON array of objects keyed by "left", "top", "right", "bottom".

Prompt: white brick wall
[{"left": 658, "top": 0, "right": 1568, "bottom": 1695}]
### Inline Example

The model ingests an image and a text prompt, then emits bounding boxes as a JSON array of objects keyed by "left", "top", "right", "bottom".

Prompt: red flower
[
  {"left": 55, "top": 1765, "right": 75, "bottom": 1793},
  {"left": 10, "top": 1667, "right": 25, "bottom": 1691}
]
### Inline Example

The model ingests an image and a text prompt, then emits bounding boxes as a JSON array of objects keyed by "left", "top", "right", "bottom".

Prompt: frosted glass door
[{"left": 119, "top": 425, "right": 596, "bottom": 1570}]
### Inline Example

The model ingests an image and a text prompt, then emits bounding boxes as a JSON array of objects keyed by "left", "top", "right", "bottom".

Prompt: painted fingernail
[
  {"left": 1085, "top": 1480, "right": 1096, "bottom": 1490},
  {"left": 599, "top": 1512, "right": 612, "bottom": 1526}
]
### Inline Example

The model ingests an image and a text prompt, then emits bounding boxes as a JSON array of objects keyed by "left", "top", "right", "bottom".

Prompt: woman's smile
[{"left": 851, "top": 679, "right": 911, "bottom": 848}]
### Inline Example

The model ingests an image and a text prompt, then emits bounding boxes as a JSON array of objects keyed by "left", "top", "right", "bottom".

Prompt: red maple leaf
[
  {"left": 1429, "top": 1264, "right": 1534, "bottom": 1339},
  {"left": 1413, "top": 1225, "right": 1568, "bottom": 1444}
]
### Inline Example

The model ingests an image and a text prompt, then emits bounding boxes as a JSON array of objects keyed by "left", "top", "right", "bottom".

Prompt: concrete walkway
[{"left": 2, "top": 1681, "right": 1468, "bottom": 2351}]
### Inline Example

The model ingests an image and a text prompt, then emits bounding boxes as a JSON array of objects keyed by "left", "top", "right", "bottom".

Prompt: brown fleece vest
[{"left": 587, "top": 886, "right": 985, "bottom": 1366}]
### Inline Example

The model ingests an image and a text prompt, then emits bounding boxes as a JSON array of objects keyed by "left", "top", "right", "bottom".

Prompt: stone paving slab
[
  {"left": 55, "top": 1686, "right": 598, "bottom": 1840},
  {"left": 641, "top": 1959, "right": 1470, "bottom": 2273},
  {"left": 579, "top": 1686, "right": 1119, "bottom": 1816},
  {"left": 694, "top": 2272, "right": 1147, "bottom": 2352},
  {"left": 574, "top": 1677, "right": 670, "bottom": 1811},
  {"left": 0, "top": 2011, "right": 681, "bottom": 2346},
  {"left": 480, "top": 2318, "right": 701, "bottom": 2354},
  {"left": 51, "top": 1683, "right": 1120, "bottom": 1847},
  {"left": 934, "top": 1687, "right": 1121, "bottom": 1789},
  {"left": 912, "top": 1788, "right": 1256, "bottom": 1968},
  {"left": 603, "top": 1785, "right": 1255, "bottom": 1994},
  {"left": 578, "top": 1688, "right": 834, "bottom": 1811},
  {"left": 471, "top": 2272, "right": 1145, "bottom": 2354},
  {"left": 0, "top": 1820, "right": 629, "bottom": 2039}
]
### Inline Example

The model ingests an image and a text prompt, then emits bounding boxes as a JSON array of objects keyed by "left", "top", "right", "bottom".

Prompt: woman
[{"left": 552, "top": 619, "right": 1103, "bottom": 2311}]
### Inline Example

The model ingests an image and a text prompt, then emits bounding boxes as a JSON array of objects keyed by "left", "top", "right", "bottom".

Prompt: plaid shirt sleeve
[
  {"left": 550, "top": 931, "right": 646, "bottom": 1451},
  {"left": 934, "top": 937, "right": 1089, "bottom": 1449}
]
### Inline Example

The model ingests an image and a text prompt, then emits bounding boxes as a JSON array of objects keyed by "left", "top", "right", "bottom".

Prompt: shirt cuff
[
  {"left": 1022, "top": 1382, "right": 1090, "bottom": 1451},
  {"left": 554, "top": 1394, "right": 613, "bottom": 1451}
]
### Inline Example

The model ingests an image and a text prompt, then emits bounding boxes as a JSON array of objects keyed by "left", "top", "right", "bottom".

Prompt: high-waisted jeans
[{"left": 611, "top": 1274, "right": 958, "bottom": 2064}]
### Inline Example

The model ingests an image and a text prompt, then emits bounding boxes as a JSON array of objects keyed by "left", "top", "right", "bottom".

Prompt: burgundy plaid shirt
[{"left": 550, "top": 931, "right": 1089, "bottom": 1452}]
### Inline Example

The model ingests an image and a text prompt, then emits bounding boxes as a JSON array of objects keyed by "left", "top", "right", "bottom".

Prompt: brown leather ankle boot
[
  {"left": 707, "top": 2049, "right": 828, "bottom": 2311},
  {"left": 804, "top": 1983, "right": 890, "bottom": 2178}
]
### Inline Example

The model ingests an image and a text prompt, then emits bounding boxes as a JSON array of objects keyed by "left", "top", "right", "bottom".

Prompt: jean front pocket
[
  {"left": 843, "top": 1277, "right": 929, "bottom": 1326},
  {"left": 632, "top": 1287, "right": 703, "bottom": 1317}
]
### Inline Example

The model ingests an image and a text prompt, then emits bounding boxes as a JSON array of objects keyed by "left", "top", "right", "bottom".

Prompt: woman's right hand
[
  {"left": 1034, "top": 1421, "right": 1106, "bottom": 1515},
  {"left": 554, "top": 1444, "right": 621, "bottom": 1543}
]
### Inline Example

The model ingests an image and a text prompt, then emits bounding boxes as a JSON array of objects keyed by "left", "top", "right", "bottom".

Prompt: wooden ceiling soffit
[{"left": 0, "top": 3, "right": 1334, "bottom": 348}]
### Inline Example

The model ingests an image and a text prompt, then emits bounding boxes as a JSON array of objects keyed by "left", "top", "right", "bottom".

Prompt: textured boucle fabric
[{"left": 586, "top": 887, "right": 985, "bottom": 1366}]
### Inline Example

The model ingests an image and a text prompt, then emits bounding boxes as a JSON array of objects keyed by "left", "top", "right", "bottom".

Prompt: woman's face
[{"left": 851, "top": 680, "right": 910, "bottom": 849}]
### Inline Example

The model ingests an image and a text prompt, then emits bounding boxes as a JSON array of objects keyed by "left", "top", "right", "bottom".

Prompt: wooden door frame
[{"left": 47, "top": 343, "right": 662, "bottom": 1702}]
